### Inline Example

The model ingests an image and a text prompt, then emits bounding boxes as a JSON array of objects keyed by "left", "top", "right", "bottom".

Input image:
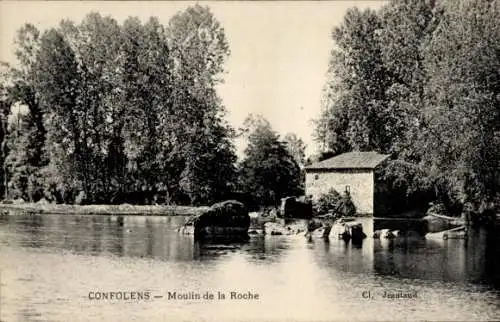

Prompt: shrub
[{"left": 313, "top": 188, "right": 356, "bottom": 217}]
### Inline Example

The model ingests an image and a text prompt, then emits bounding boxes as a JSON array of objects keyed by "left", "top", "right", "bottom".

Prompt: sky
[{"left": 0, "top": 1, "right": 385, "bottom": 157}]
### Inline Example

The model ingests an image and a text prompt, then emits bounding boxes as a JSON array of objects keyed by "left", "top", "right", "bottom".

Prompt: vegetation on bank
[
  {"left": 0, "top": 5, "right": 304, "bottom": 209},
  {"left": 0, "top": 202, "right": 208, "bottom": 216},
  {"left": 238, "top": 115, "right": 304, "bottom": 210},
  {"left": 313, "top": 0, "right": 499, "bottom": 218},
  {"left": 313, "top": 188, "right": 356, "bottom": 218}
]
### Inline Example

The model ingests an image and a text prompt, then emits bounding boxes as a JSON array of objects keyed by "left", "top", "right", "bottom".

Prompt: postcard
[{"left": 0, "top": 1, "right": 499, "bottom": 321}]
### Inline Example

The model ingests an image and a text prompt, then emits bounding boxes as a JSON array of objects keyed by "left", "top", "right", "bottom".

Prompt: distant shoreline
[{"left": 0, "top": 203, "right": 209, "bottom": 216}]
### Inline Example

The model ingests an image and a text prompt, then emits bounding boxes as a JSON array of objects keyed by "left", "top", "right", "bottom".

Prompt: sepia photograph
[{"left": 0, "top": 0, "right": 499, "bottom": 321}]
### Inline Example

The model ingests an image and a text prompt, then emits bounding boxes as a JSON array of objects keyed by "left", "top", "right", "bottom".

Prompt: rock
[
  {"left": 341, "top": 231, "right": 351, "bottom": 241},
  {"left": 264, "top": 222, "right": 287, "bottom": 235},
  {"left": 306, "top": 223, "right": 332, "bottom": 239},
  {"left": 384, "top": 230, "right": 396, "bottom": 239},
  {"left": 307, "top": 219, "right": 323, "bottom": 232},
  {"left": 330, "top": 219, "right": 365, "bottom": 241},
  {"left": 36, "top": 198, "right": 50, "bottom": 205},
  {"left": 280, "top": 196, "right": 313, "bottom": 219},
  {"left": 351, "top": 224, "right": 367, "bottom": 241},
  {"left": 423, "top": 215, "right": 451, "bottom": 233},
  {"left": 249, "top": 212, "right": 260, "bottom": 218},
  {"left": 263, "top": 221, "right": 304, "bottom": 236},
  {"left": 183, "top": 200, "right": 250, "bottom": 239}
]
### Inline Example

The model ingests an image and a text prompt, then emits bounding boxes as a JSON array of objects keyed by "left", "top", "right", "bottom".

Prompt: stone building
[{"left": 305, "top": 151, "right": 390, "bottom": 215}]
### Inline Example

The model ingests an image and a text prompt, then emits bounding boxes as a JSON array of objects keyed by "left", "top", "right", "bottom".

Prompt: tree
[
  {"left": 5, "top": 6, "right": 237, "bottom": 205},
  {"left": 0, "top": 63, "right": 12, "bottom": 199},
  {"left": 5, "top": 24, "right": 47, "bottom": 202},
  {"left": 118, "top": 16, "right": 173, "bottom": 199},
  {"left": 316, "top": 1, "right": 442, "bottom": 159},
  {"left": 421, "top": 0, "right": 500, "bottom": 213},
  {"left": 368, "top": 0, "right": 443, "bottom": 213},
  {"left": 283, "top": 132, "right": 306, "bottom": 194},
  {"left": 376, "top": 0, "right": 442, "bottom": 161},
  {"left": 167, "top": 5, "right": 237, "bottom": 205},
  {"left": 239, "top": 115, "right": 302, "bottom": 207},
  {"left": 34, "top": 28, "right": 82, "bottom": 203},
  {"left": 315, "top": 0, "right": 499, "bottom": 216},
  {"left": 283, "top": 133, "right": 306, "bottom": 168},
  {"left": 72, "top": 13, "right": 124, "bottom": 202},
  {"left": 315, "top": 7, "right": 392, "bottom": 154}
]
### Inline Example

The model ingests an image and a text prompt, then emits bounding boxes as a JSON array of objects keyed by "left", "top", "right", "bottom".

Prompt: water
[{"left": 1, "top": 213, "right": 499, "bottom": 321}]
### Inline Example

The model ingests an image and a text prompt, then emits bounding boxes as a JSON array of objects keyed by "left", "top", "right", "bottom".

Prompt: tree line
[
  {"left": 315, "top": 0, "right": 499, "bottom": 216},
  {"left": 0, "top": 5, "right": 305, "bottom": 207}
]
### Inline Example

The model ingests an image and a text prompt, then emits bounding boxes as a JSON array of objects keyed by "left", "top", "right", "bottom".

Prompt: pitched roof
[{"left": 305, "top": 151, "right": 390, "bottom": 171}]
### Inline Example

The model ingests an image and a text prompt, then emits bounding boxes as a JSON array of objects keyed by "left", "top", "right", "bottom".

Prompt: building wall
[{"left": 305, "top": 169, "right": 374, "bottom": 215}]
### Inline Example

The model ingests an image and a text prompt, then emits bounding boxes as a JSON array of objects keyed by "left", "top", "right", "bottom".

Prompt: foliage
[
  {"left": 283, "top": 133, "right": 306, "bottom": 168},
  {"left": 4, "top": 24, "right": 47, "bottom": 202},
  {"left": 312, "top": 188, "right": 356, "bottom": 217},
  {"left": 420, "top": 0, "right": 500, "bottom": 214},
  {"left": 0, "top": 63, "right": 13, "bottom": 200},
  {"left": 315, "top": 0, "right": 499, "bottom": 215},
  {"left": 315, "top": 7, "right": 392, "bottom": 154},
  {"left": 374, "top": 159, "right": 435, "bottom": 215},
  {"left": 238, "top": 114, "right": 303, "bottom": 207},
  {"left": 1, "top": 6, "right": 237, "bottom": 205}
]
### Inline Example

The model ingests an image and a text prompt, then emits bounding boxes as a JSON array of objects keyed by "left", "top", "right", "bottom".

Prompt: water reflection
[
  {"left": 372, "top": 229, "right": 500, "bottom": 290},
  {"left": 0, "top": 213, "right": 293, "bottom": 263},
  {"left": 4, "top": 212, "right": 500, "bottom": 290},
  {"left": 1, "top": 212, "right": 500, "bottom": 321}
]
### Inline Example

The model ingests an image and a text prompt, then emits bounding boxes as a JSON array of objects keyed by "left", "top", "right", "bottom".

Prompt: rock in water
[
  {"left": 350, "top": 224, "right": 367, "bottom": 241},
  {"left": 280, "top": 196, "right": 313, "bottom": 219},
  {"left": 307, "top": 223, "right": 332, "bottom": 239},
  {"left": 184, "top": 200, "right": 250, "bottom": 240},
  {"left": 263, "top": 221, "right": 305, "bottom": 236},
  {"left": 423, "top": 215, "right": 450, "bottom": 233}
]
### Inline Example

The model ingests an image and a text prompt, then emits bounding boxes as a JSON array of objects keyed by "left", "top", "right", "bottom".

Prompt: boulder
[
  {"left": 184, "top": 200, "right": 250, "bottom": 239},
  {"left": 351, "top": 224, "right": 367, "bottom": 241},
  {"left": 263, "top": 222, "right": 305, "bottom": 236},
  {"left": 423, "top": 215, "right": 450, "bottom": 233},
  {"left": 280, "top": 196, "right": 313, "bottom": 219},
  {"left": 36, "top": 198, "right": 51, "bottom": 205},
  {"left": 251, "top": 208, "right": 278, "bottom": 227},
  {"left": 384, "top": 230, "right": 396, "bottom": 239},
  {"left": 307, "top": 219, "right": 323, "bottom": 232},
  {"left": 264, "top": 222, "right": 288, "bottom": 235}
]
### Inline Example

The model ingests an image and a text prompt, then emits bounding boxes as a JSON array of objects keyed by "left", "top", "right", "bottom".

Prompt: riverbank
[{"left": 0, "top": 202, "right": 209, "bottom": 216}]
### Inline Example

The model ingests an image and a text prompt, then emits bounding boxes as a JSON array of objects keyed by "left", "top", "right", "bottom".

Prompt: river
[{"left": 1, "top": 213, "right": 499, "bottom": 321}]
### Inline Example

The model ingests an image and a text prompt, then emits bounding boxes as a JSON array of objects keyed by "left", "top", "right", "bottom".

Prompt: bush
[
  {"left": 339, "top": 191, "right": 356, "bottom": 217},
  {"left": 313, "top": 188, "right": 356, "bottom": 217},
  {"left": 313, "top": 189, "right": 341, "bottom": 215}
]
